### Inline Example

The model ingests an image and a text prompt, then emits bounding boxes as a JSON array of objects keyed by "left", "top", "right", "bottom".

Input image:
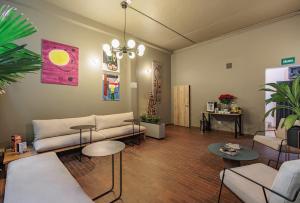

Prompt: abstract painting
[
  {"left": 102, "top": 51, "right": 120, "bottom": 73},
  {"left": 103, "top": 74, "right": 120, "bottom": 101},
  {"left": 41, "top": 39, "right": 79, "bottom": 86}
]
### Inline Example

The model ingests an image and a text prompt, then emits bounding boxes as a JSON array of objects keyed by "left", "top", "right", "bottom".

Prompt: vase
[{"left": 221, "top": 103, "right": 231, "bottom": 111}]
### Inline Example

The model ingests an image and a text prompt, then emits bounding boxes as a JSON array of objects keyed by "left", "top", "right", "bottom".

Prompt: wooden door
[{"left": 173, "top": 85, "right": 190, "bottom": 127}]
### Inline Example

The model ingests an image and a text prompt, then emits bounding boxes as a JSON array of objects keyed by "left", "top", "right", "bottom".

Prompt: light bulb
[
  {"left": 137, "top": 50, "right": 144, "bottom": 56},
  {"left": 137, "top": 44, "right": 145, "bottom": 52},
  {"left": 116, "top": 52, "right": 123, "bottom": 59},
  {"left": 128, "top": 52, "right": 135, "bottom": 59},
  {"left": 106, "top": 50, "right": 112, "bottom": 57},
  {"left": 102, "top": 43, "right": 110, "bottom": 52},
  {"left": 127, "top": 39, "right": 136, "bottom": 48},
  {"left": 111, "top": 39, "right": 120, "bottom": 48}
]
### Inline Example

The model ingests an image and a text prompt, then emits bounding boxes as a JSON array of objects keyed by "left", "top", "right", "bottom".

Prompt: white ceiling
[{"left": 42, "top": 0, "right": 300, "bottom": 51}]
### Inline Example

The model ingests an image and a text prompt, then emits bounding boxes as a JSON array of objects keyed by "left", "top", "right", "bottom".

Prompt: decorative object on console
[
  {"left": 103, "top": 74, "right": 120, "bottom": 101},
  {"left": 11, "top": 134, "right": 22, "bottom": 152},
  {"left": 0, "top": 4, "right": 41, "bottom": 94},
  {"left": 218, "top": 94, "right": 236, "bottom": 105},
  {"left": 102, "top": 50, "right": 119, "bottom": 72},
  {"left": 207, "top": 101, "right": 217, "bottom": 112},
  {"left": 261, "top": 75, "right": 300, "bottom": 129},
  {"left": 42, "top": 39, "right": 79, "bottom": 86}
]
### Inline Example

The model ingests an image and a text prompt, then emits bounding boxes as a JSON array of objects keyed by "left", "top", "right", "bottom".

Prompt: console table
[{"left": 206, "top": 112, "right": 242, "bottom": 138}]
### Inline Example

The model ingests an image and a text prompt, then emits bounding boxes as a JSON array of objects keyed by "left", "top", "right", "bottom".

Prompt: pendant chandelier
[{"left": 102, "top": 1, "right": 145, "bottom": 60}]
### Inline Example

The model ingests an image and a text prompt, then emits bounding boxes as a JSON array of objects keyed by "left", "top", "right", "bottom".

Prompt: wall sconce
[
  {"left": 144, "top": 68, "right": 152, "bottom": 75},
  {"left": 89, "top": 56, "right": 100, "bottom": 69}
]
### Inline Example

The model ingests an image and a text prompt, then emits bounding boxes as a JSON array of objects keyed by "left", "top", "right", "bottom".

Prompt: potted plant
[
  {"left": 140, "top": 114, "right": 165, "bottom": 139},
  {"left": 262, "top": 76, "right": 300, "bottom": 147},
  {"left": 218, "top": 94, "right": 236, "bottom": 110},
  {"left": 0, "top": 4, "right": 41, "bottom": 94}
]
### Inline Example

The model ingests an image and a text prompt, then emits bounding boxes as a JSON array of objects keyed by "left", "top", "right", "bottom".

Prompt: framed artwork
[
  {"left": 102, "top": 51, "right": 120, "bottom": 73},
  {"left": 103, "top": 74, "right": 120, "bottom": 101},
  {"left": 41, "top": 39, "right": 79, "bottom": 86}
]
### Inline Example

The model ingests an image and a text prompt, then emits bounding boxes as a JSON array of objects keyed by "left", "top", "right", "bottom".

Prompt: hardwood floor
[{"left": 0, "top": 126, "right": 292, "bottom": 203}]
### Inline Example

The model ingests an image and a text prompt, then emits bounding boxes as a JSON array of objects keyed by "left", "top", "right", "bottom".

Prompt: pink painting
[{"left": 41, "top": 39, "right": 79, "bottom": 86}]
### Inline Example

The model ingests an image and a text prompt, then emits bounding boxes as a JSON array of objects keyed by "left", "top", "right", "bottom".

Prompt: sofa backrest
[
  {"left": 33, "top": 115, "right": 95, "bottom": 140},
  {"left": 270, "top": 159, "right": 300, "bottom": 203},
  {"left": 96, "top": 112, "right": 133, "bottom": 131}
]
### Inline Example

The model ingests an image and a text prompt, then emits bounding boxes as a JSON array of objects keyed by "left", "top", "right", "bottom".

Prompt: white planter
[{"left": 140, "top": 122, "right": 165, "bottom": 139}]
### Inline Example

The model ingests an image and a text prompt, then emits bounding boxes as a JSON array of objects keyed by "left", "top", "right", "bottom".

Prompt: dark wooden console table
[{"left": 206, "top": 112, "right": 242, "bottom": 138}]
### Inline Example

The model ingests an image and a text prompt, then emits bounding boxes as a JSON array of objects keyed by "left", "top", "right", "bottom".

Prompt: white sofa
[
  {"left": 4, "top": 152, "right": 93, "bottom": 203},
  {"left": 33, "top": 112, "right": 146, "bottom": 153}
]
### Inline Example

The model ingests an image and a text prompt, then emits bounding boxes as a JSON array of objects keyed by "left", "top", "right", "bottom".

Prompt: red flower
[{"left": 218, "top": 94, "right": 236, "bottom": 104}]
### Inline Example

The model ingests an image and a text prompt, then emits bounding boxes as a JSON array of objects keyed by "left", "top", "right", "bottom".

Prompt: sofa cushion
[
  {"left": 34, "top": 130, "right": 105, "bottom": 153},
  {"left": 100, "top": 125, "right": 146, "bottom": 139},
  {"left": 95, "top": 112, "right": 133, "bottom": 131},
  {"left": 4, "top": 152, "right": 93, "bottom": 203},
  {"left": 270, "top": 159, "right": 300, "bottom": 203},
  {"left": 33, "top": 115, "right": 95, "bottom": 140},
  {"left": 220, "top": 163, "right": 278, "bottom": 203}
]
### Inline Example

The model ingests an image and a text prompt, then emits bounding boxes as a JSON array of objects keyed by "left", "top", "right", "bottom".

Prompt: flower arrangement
[{"left": 218, "top": 94, "right": 236, "bottom": 104}]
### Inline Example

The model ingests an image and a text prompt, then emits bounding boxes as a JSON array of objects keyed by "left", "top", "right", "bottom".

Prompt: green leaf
[
  {"left": 283, "top": 115, "right": 298, "bottom": 129},
  {"left": 0, "top": 4, "right": 41, "bottom": 90}
]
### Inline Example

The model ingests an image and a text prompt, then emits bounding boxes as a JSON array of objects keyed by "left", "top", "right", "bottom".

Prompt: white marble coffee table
[{"left": 82, "top": 141, "right": 125, "bottom": 202}]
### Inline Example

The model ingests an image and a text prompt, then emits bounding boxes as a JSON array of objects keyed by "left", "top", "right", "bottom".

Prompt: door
[{"left": 173, "top": 85, "right": 190, "bottom": 127}]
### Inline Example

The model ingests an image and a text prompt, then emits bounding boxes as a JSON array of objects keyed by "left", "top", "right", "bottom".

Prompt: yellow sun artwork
[{"left": 48, "top": 49, "right": 70, "bottom": 66}]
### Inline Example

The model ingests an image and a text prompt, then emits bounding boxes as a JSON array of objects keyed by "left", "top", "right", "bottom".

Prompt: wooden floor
[{"left": 0, "top": 126, "right": 291, "bottom": 203}]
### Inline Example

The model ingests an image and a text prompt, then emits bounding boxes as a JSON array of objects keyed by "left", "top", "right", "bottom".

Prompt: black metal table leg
[
  {"left": 90, "top": 128, "right": 92, "bottom": 144},
  {"left": 92, "top": 155, "right": 115, "bottom": 200},
  {"left": 92, "top": 152, "right": 123, "bottom": 202},
  {"left": 111, "top": 151, "right": 122, "bottom": 203},
  {"left": 234, "top": 117, "right": 238, "bottom": 138},
  {"left": 80, "top": 129, "right": 82, "bottom": 162},
  {"left": 239, "top": 115, "right": 242, "bottom": 136}
]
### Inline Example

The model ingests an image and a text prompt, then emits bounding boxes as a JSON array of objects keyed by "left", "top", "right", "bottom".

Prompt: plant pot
[
  {"left": 287, "top": 126, "right": 300, "bottom": 148},
  {"left": 140, "top": 122, "right": 165, "bottom": 139}
]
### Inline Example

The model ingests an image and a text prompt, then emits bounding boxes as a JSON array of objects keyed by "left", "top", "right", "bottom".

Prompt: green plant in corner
[
  {"left": 261, "top": 76, "right": 300, "bottom": 130},
  {"left": 0, "top": 4, "right": 41, "bottom": 94}
]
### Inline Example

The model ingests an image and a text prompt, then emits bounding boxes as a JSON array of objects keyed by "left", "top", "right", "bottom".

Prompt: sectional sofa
[
  {"left": 4, "top": 112, "right": 146, "bottom": 203},
  {"left": 32, "top": 112, "right": 146, "bottom": 152}
]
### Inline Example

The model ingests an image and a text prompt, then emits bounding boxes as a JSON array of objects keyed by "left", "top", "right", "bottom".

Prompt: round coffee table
[
  {"left": 208, "top": 143, "right": 259, "bottom": 168},
  {"left": 82, "top": 141, "right": 125, "bottom": 202}
]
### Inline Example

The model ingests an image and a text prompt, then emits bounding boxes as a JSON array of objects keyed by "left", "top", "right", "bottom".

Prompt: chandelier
[{"left": 102, "top": 1, "right": 145, "bottom": 60}]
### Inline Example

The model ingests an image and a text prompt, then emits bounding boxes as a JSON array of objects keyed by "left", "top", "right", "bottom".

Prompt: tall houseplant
[
  {"left": 0, "top": 4, "right": 41, "bottom": 94},
  {"left": 262, "top": 76, "right": 300, "bottom": 129}
]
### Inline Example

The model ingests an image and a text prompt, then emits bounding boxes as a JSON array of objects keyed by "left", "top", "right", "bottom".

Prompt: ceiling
[{"left": 42, "top": 0, "right": 300, "bottom": 51}]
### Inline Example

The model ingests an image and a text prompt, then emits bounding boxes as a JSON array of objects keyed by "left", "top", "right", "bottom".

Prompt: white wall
[{"left": 171, "top": 14, "right": 300, "bottom": 134}]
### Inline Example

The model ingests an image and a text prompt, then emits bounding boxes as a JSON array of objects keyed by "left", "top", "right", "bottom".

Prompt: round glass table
[
  {"left": 208, "top": 143, "right": 259, "bottom": 168},
  {"left": 82, "top": 141, "right": 125, "bottom": 203}
]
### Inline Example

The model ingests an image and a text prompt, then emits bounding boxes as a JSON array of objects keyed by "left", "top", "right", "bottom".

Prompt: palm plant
[
  {"left": 0, "top": 4, "right": 41, "bottom": 94},
  {"left": 261, "top": 76, "right": 300, "bottom": 129}
]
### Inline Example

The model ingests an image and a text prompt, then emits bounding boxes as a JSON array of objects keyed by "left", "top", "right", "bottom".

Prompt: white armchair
[
  {"left": 253, "top": 118, "right": 287, "bottom": 169},
  {"left": 218, "top": 159, "right": 300, "bottom": 203}
]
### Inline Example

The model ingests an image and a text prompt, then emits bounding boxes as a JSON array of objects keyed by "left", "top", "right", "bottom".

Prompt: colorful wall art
[
  {"left": 102, "top": 51, "right": 120, "bottom": 73},
  {"left": 103, "top": 74, "right": 120, "bottom": 101},
  {"left": 41, "top": 39, "right": 79, "bottom": 86}
]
